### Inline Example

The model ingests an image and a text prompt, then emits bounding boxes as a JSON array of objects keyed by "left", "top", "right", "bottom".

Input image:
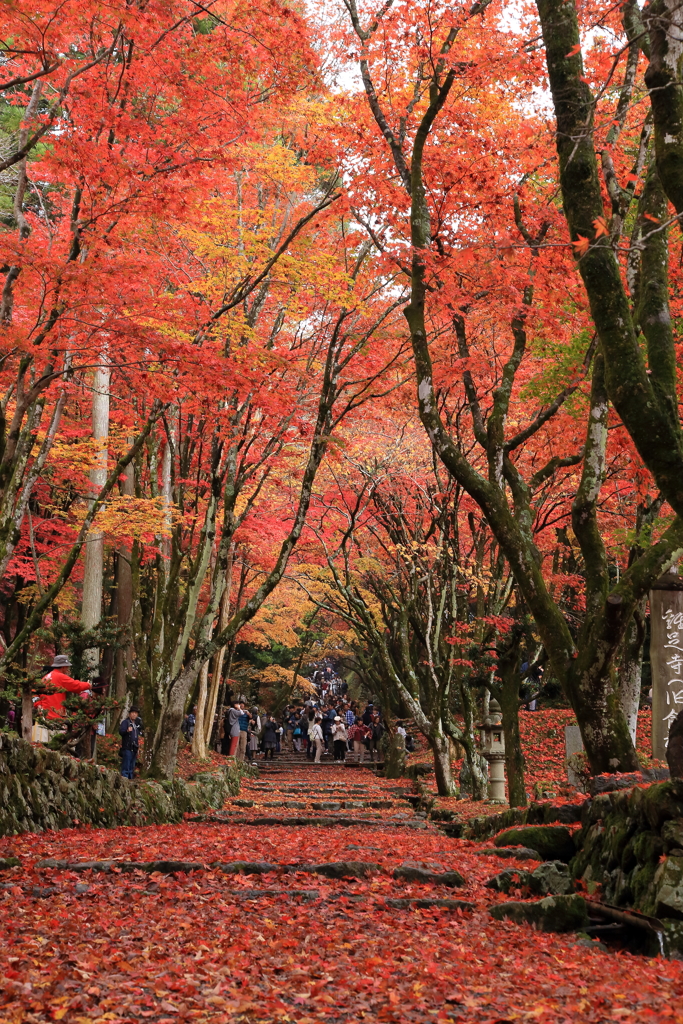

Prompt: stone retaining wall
[
  {"left": 0, "top": 732, "right": 248, "bottom": 836},
  {"left": 570, "top": 780, "right": 683, "bottom": 933}
]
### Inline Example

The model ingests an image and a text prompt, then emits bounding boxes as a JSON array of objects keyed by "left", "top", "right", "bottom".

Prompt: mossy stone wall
[
  {"left": 0, "top": 733, "right": 247, "bottom": 836},
  {"left": 570, "top": 780, "right": 683, "bottom": 953}
]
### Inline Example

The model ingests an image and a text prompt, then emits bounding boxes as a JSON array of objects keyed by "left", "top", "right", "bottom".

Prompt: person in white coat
[
  {"left": 331, "top": 716, "right": 348, "bottom": 762},
  {"left": 310, "top": 715, "right": 324, "bottom": 763}
]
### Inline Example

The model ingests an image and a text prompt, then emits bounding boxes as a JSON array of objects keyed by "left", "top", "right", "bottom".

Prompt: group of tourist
[
  {"left": 209, "top": 691, "right": 415, "bottom": 766},
  {"left": 286, "top": 700, "right": 386, "bottom": 763}
]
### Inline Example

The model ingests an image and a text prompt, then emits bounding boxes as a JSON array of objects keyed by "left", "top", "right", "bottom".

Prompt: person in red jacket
[{"left": 33, "top": 654, "right": 90, "bottom": 741}]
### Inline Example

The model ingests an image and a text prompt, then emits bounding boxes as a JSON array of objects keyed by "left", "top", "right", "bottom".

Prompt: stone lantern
[{"left": 479, "top": 698, "right": 506, "bottom": 803}]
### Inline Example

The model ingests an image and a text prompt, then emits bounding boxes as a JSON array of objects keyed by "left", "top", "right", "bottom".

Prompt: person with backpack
[
  {"left": 321, "top": 705, "right": 335, "bottom": 753},
  {"left": 119, "top": 707, "right": 142, "bottom": 779},
  {"left": 292, "top": 719, "right": 302, "bottom": 752},
  {"left": 181, "top": 707, "right": 196, "bottom": 744},
  {"left": 261, "top": 715, "right": 279, "bottom": 760}
]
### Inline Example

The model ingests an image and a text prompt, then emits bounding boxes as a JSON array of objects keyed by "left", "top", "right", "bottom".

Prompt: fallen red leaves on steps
[{"left": 0, "top": 747, "right": 681, "bottom": 1023}]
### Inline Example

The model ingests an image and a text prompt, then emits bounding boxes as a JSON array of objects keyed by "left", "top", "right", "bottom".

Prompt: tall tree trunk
[
  {"left": 194, "top": 563, "right": 233, "bottom": 758},
  {"left": 499, "top": 670, "right": 527, "bottom": 807},
  {"left": 619, "top": 603, "right": 646, "bottom": 744},
  {"left": 81, "top": 360, "right": 110, "bottom": 674},
  {"left": 193, "top": 659, "right": 210, "bottom": 759},
  {"left": 114, "top": 452, "right": 134, "bottom": 716},
  {"left": 21, "top": 683, "right": 32, "bottom": 741},
  {"left": 430, "top": 729, "right": 457, "bottom": 797}
]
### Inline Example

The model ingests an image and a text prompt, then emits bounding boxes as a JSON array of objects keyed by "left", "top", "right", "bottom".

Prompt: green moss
[
  {"left": 632, "top": 830, "right": 665, "bottom": 864},
  {"left": 494, "top": 825, "right": 576, "bottom": 862},
  {"left": 490, "top": 894, "right": 589, "bottom": 932},
  {"left": 640, "top": 782, "right": 683, "bottom": 831},
  {"left": 630, "top": 860, "right": 659, "bottom": 914}
]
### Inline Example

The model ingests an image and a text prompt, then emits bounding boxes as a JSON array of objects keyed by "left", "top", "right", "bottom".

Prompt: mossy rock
[
  {"left": 494, "top": 825, "right": 575, "bottom": 862},
  {"left": 431, "top": 808, "right": 457, "bottom": 822},
  {"left": 654, "top": 855, "right": 683, "bottom": 918},
  {"left": 661, "top": 918, "right": 683, "bottom": 957},
  {"left": 404, "top": 763, "right": 432, "bottom": 780},
  {"left": 630, "top": 860, "right": 658, "bottom": 914},
  {"left": 490, "top": 894, "right": 589, "bottom": 932},
  {"left": 486, "top": 861, "right": 573, "bottom": 897},
  {"left": 631, "top": 830, "right": 664, "bottom": 865},
  {"left": 640, "top": 781, "right": 683, "bottom": 832},
  {"left": 661, "top": 818, "right": 683, "bottom": 851},
  {"left": 620, "top": 834, "right": 638, "bottom": 873},
  {"left": 601, "top": 821, "right": 632, "bottom": 871},
  {"left": 586, "top": 793, "right": 614, "bottom": 825}
]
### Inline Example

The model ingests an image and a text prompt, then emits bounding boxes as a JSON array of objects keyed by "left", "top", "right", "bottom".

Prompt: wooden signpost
[{"left": 650, "top": 572, "right": 683, "bottom": 760}]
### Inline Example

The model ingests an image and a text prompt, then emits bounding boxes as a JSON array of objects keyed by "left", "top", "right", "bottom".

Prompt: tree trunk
[
  {"left": 81, "top": 360, "right": 110, "bottom": 674},
  {"left": 430, "top": 730, "right": 457, "bottom": 796},
  {"left": 114, "top": 453, "right": 134, "bottom": 716},
  {"left": 192, "top": 658, "right": 210, "bottom": 760},
  {"left": 21, "top": 683, "right": 32, "bottom": 741},
  {"left": 619, "top": 604, "right": 645, "bottom": 743},
  {"left": 195, "top": 548, "right": 234, "bottom": 757},
  {"left": 498, "top": 671, "right": 527, "bottom": 807},
  {"left": 148, "top": 668, "right": 191, "bottom": 778},
  {"left": 567, "top": 612, "right": 641, "bottom": 774}
]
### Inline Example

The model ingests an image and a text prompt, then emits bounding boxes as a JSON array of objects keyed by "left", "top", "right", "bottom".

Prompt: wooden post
[{"left": 650, "top": 572, "right": 683, "bottom": 759}]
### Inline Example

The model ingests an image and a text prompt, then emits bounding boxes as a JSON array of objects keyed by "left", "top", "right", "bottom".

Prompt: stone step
[{"left": 231, "top": 799, "right": 405, "bottom": 810}]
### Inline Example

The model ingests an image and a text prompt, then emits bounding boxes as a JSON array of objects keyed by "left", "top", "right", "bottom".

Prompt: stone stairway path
[
  {"left": 192, "top": 749, "right": 433, "bottom": 830},
  {"left": 6, "top": 754, "right": 658, "bottom": 1024}
]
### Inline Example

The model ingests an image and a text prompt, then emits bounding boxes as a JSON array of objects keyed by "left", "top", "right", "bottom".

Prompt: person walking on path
[
  {"left": 345, "top": 704, "right": 356, "bottom": 751},
  {"left": 248, "top": 710, "right": 261, "bottom": 760},
  {"left": 349, "top": 717, "right": 369, "bottom": 763},
  {"left": 237, "top": 703, "right": 249, "bottom": 761},
  {"left": 261, "top": 715, "right": 278, "bottom": 760},
  {"left": 226, "top": 701, "right": 242, "bottom": 756},
  {"left": 322, "top": 706, "right": 334, "bottom": 753},
  {"left": 119, "top": 707, "right": 142, "bottom": 779},
  {"left": 331, "top": 716, "right": 348, "bottom": 762},
  {"left": 362, "top": 703, "right": 374, "bottom": 726},
  {"left": 285, "top": 708, "right": 296, "bottom": 751},
  {"left": 310, "top": 715, "right": 324, "bottom": 763},
  {"left": 368, "top": 713, "right": 383, "bottom": 762},
  {"left": 305, "top": 709, "right": 316, "bottom": 760}
]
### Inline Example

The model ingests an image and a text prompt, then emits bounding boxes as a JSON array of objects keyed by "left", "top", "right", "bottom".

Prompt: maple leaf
[
  {"left": 572, "top": 235, "right": 590, "bottom": 256},
  {"left": 592, "top": 216, "right": 609, "bottom": 238}
]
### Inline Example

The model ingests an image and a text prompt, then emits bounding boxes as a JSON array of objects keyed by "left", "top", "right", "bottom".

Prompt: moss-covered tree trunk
[
  {"left": 498, "top": 667, "right": 527, "bottom": 807},
  {"left": 430, "top": 730, "right": 457, "bottom": 797}
]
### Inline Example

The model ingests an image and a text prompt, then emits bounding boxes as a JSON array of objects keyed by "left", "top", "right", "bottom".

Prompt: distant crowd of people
[{"left": 201, "top": 656, "right": 417, "bottom": 765}]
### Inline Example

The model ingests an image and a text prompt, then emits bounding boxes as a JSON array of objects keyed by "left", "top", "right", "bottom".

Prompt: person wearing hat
[
  {"left": 119, "top": 707, "right": 142, "bottom": 779},
  {"left": 331, "top": 715, "right": 348, "bottom": 763},
  {"left": 33, "top": 654, "right": 91, "bottom": 743}
]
